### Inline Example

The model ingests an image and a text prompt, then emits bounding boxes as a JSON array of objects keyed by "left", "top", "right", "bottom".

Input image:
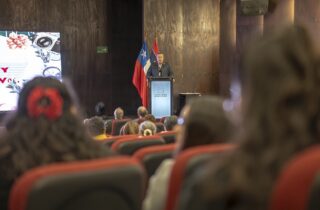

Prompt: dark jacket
[{"left": 147, "top": 62, "right": 173, "bottom": 78}]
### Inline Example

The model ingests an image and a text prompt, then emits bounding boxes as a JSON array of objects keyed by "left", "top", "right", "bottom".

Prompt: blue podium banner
[{"left": 150, "top": 80, "right": 172, "bottom": 118}]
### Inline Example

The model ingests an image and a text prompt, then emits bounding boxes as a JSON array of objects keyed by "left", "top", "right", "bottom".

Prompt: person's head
[
  {"left": 84, "top": 116, "right": 105, "bottom": 137},
  {"left": 95, "top": 102, "right": 106, "bottom": 117},
  {"left": 205, "top": 25, "right": 320, "bottom": 205},
  {"left": 137, "top": 106, "right": 148, "bottom": 118},
  {"left": 176, "top": 96, "right": 233, "bottom": 153},
  {"left": 238, "top": 25, "right": 320, "bottom": 169},
  {"left": 0, "top": 77, "right": 109, "bottom": 178},
  {"left": 157, "top": 53, "right": 164, "bottom": 65},
  {"left": 139, "top": 120, "right": 157, "bottom": 136},
  {"left": 164, "top": 115, "right": 178, "bottom": 131},
  {"left": 114, "top": 107, "right": 124, "bottom": 120},
  {"left": 104, "top": 120, "right": 112, "bottom": 136},
  {"left": 144, "top": 114, "right": 156, "bottom": 123},
  {"left": 121, "top": 121, "right": 139, "bottom": 135}
]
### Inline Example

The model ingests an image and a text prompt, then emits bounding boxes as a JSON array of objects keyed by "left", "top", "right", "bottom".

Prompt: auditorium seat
[
  {"left": 165, "top": 144, "right": 235, "bottom": 210},
  {"left": 158, "top": 131, "right": 177, "bottom": 144},
  {"left": 133, "top": 144, "right": 176, "bottom": 178},
  {"left": 100, "top": 135, "right": 139, "bottom": 147},
  {"left": 111, "top": 135, "right": 165, "bottom": 155},
  {"left": 269, "top": 146, "right": 320, "bottom": 210},
  {"left": 9, "top": 157, "right": 146, "bottom": 210},
  {"left": 111, "top": 119, "right": 130, "bottom": 136},
  {"left": 155, "top": 122, "right": 165, "bottom": 133}
]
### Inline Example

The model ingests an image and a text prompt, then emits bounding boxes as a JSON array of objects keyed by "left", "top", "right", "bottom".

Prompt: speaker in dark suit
[{"left": 147, "top": 53, "right": 174, "bottom": 78}]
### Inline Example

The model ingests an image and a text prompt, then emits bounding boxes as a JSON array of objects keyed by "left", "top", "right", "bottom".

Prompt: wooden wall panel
[
  {"left": 219, "top": 0, "right": 236, "bottom": 97},
  {"left": 0, "top": 0, "right": 143, "bottom": 118},
  {"left": 144, "top": 0, "right": 220, "bottom": 112}
]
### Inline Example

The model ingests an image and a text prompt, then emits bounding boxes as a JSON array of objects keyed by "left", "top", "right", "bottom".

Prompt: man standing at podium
[{"left": 147, "top": 53, "right": 174, "bottom": 78}]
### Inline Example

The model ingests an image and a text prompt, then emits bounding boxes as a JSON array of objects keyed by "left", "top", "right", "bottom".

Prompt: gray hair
[{"left": 139, "top": 120, "right": 157, "bottom": 136}]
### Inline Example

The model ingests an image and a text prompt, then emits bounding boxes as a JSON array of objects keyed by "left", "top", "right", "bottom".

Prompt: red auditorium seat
[
  {"left": 165, "top": 144, "right": 235, "bottom": 210},
  {"left": 9, "top": 157, "right": 146, "bottom": 210},
  {"left": 158, "top": 131, "right": 177, "bottom": 144},
  {"left": 111, "top": 119, "right": 130, "bottom": 136},
  {"left": 133, "top": 144, "right": 176, "bottom": 178},
  {"left": 111, "top": 135, "right": 165, "bottom": 155},
  {"left": 269, "top": 146, "right": 320, "bottom": 210},
  {"left": 100, "top": 134, "right": 139, "bottom": 147}
]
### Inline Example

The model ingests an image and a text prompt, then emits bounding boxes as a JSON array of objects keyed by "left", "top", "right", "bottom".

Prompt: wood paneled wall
[
  {"left": 144, "top": 0, "right": 220, "bottom": 112},
  {"left": 0, "top": 0, "right": 143, "bottom": 118}
]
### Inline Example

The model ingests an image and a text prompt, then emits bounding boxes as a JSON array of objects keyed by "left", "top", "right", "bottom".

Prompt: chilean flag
[{"left": 132, "top": 41, "right": 151, "bottom": 107}]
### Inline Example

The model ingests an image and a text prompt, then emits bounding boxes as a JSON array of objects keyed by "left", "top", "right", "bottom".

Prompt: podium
[{"left": 148, "top": 77, "right": 173, "bottom": 118}]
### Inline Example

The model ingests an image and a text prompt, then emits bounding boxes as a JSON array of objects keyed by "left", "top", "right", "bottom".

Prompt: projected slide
[{"left": 0, "top": 31, "right": 61, "bottom": 112}]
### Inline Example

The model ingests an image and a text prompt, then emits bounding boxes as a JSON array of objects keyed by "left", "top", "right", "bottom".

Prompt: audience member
[
  {"left": 104, "top": 120, "right": 113, "bottom": 136},
  {"left": 163, "top": 115, "right": 178, "bottom": 131},
  {"left": 84, "top": 116, "right": 108, "bottom": 140},
  {"left": 139, "top": 121, "right": 157, "bottom": 136},
  {"left": 120, "top": 121, "right": 139, "bottom": 135},
  {"left": 143, "top": 96, "right": 233, "bottom": 210},
  {"left": 114, "top": 107, "right": 124, "bottom": 120},
  {"left": 0, "top": 77, "right": 112, "bottom": 210},
  {"left": 94, "top": 101, "right": 108, "bottom": 120},
  {"left": 178, "top": 25, "right": 320, "bottom": 210},
  {"left": 137, "top": 106, "right": 148, "bottom": 119},
  {"left": 144, "top": 114, "right": 156, "bottom": 123}
]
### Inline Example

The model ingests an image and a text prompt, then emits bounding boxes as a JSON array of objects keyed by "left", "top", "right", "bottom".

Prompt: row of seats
[
  {"left": 8, "top": 144, "right": 233, "bottom": 210},
  {"left": 102, "top": 131, "right": 176, "bottom": 148},
  {"left": 9, "top": 141, "right": 319, "bottom": 210}
]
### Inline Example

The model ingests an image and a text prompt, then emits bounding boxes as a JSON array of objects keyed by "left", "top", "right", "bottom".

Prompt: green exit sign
[{"left": 97, "top": 46, "right": 108, "bottom": 54}]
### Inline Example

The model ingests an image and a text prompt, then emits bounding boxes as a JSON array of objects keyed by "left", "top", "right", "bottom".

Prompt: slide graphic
[{"left": 0, "top": 31, "right": 61, "bottom": 112}]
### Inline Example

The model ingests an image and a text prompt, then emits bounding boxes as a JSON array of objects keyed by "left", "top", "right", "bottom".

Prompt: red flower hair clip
[{"left": 27, "top": 87, "right": 63, "bottom": 120}]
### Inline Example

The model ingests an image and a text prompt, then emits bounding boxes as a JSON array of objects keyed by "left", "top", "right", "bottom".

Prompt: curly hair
[
  {"left": 121, "top": 121, "right": 139, "bottom": 135},
  {"left": 0, "top": 77, "right": 111, "bottom": 180},
  {"left": 139, "top": 121, "right": 157, "bottom": 136},
  {"left": 179, "top": 25, "right": 320, "bottom": 210}
]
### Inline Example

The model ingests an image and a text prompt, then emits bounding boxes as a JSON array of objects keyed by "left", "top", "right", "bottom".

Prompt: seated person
[
  {"left": 144, "top": 114, "right": 156, "bottom": 123},
  {"left": 114, "top": 107, "right": 124, "bottom": 120},
  {"left": 136, "top": 106, "right": 148, "bottom": 123},
  {"left": 94, "top": 101, "right": 109, "bottom": 121},
  {"left": 137, "top": 106, "right": 148, "bottom": 119},
  {"left": 178, "top": 25, "right": 320, "bottom": 210},
  {"left": 120, "top": 121, "right": 139, "bottom": 135},
  {"left": 143, "top": 96, "right": 234, "bottom": 210},
  {"left": 0, "top": 77, "right": 113, "bottom": 210},
  {"left": 163, "top": 115, "right": 178, "bottom": 131},
  {"left": 104, "top": 120, "right": 113, "bottom": 137},
  {"left": 139, "top": 121, "right": 157, "bottom": 136},
  {"left": 84, "top": 116, "right": 108, "bottom": 140}
]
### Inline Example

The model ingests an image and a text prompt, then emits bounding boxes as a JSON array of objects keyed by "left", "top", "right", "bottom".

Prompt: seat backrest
[
  {"left": 158, "top": 131, "right": 177, "bottom": 144},
  {"left": 100, "top": 135, "right": 139, "bottom": 147},
  {"left": 9, "top": 157, "right": 146, "bottom": 210},
  {"left": 133, "top": 144, "right": 176, "bottom": 178},
  {"left": 165, "top": 144, "right": 235, "bottom": 210},
  {"left": 111, "top": 119, "right": 130, "bottom": 136},
  {"left": 111, "top": 135, "right": 165, "bottom": 155},
  {"left": 155, "top": 122, "right": 165, "bottom": 133},
  {"left": 269, "top": 146, "right": 320, "bottom": 210}
]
